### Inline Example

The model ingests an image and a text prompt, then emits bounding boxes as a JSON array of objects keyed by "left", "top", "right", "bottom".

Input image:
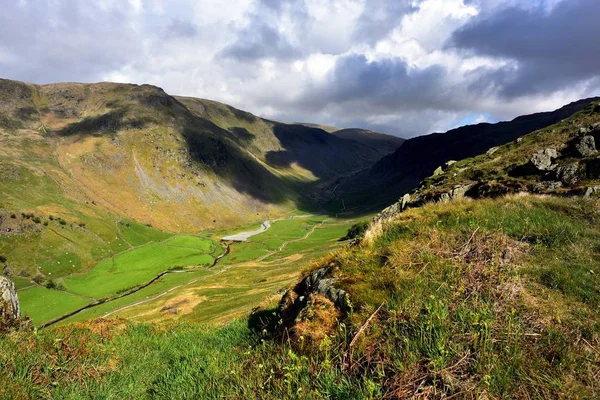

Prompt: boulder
[
  {"left": 555, "top": 162, "right": 583, "bottom": 186},
  {"left": 530, "top": 148, "right": 558, "bottom": 172},
  {"left": 584, "top": 186, "right": 600, "bottom": 197},
  {"left": 586, "top": 157, "right": 600, "bottom": 179},
  {"left": 574, "top": 135, "right": 597, "bottom": 157},
  {"left": 0, "top": 276, "right": 20, "bottom": 331},
  {"left": 433, "top": 166, "right": 444, "bottom": 176},
  {"left": 400, "top": 193, "right": 411, "bottom": 210},
  {"left": 451, "top": 184, "right": 473, "bottom": 200},
  {"left": 487, "top": 147, "right": 499, "bottom": 155},
  {"left": 279, "top": 267, "right": 352, "bottom": 324}
]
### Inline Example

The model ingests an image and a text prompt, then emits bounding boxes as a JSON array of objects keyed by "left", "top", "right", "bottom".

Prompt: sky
[{"left": 1, "top": 0, "right": 599, "bottom": 138}]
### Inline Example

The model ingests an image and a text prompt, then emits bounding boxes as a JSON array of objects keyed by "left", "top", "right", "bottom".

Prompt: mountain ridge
[{"left": 335, "top": 97, "right": 600, "bottom": 212}]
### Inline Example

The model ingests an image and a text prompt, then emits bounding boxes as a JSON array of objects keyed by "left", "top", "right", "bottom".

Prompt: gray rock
[
  {"left": 516, "top": 137, "right": 524, "bottom": 143},
  {"left": 297, "top": 268, "right": 351, "bottom": 313},
  {"left": 584, "top": 186, "right": 600, "bottom": 197},
  {"left": 400, "top": 193, "right": 411, "bottom": 210},
  {"left": 556, "top": 162, "right": 583, "bottom": 186},
  {"left": 487, "top": 147, "right": 499, "bottom": 155},
  {"left": 530, "top": 148, "right": 558, "bottom": 172},
  {"left": 433, "top": 166, "right": 444, "bottom": 176},
  {"left": 586, "top": 157, "right": 600, "bottom": 179},
  {"left": 532, "top": 181, "right": 563, "bottom": 193},
  {"left": 580, "top": 127, "right": 592, "bottom": 135},
  {"left": 1, "top": 276, "right": 20, "bottom": 328},
  {"left": 438, "top": 193, "right": 451, "bottom": 203},
  {"left": 445, "top": 160, "right": 457, "bottom": 168},
  {"left": 575, "top": 136, "right": 597, "bottom": 157},
  {"left": 451, "top": 184, "right": 473, "bottom": 200}
]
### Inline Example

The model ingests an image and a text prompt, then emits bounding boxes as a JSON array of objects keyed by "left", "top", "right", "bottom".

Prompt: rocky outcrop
[
  {"left": 529, "top": 148, "right": 558, "bottom": 172},
  {"left": 574, "top": 136, "right": 597, "bottom": 157},
  {"left": 532, "top": 181, "right": 563, "bottom": 193},
  {"left": 554, "top": 162, "right": 583, "bottom": 186},
  {"left": 279, "top": 267, "right": 351, "bottom": 325},
  {"left": 0, "top": 276, "right": 21, "bottom": 332}
]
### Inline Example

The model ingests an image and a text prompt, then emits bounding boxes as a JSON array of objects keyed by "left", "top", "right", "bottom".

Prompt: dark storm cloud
[
  {"left": 449, "top": 0, "right": 600, "bottom": 97},
  {"left": 329, "top": 54, "right": 445, "bottom": 109},
  {"left": 220, "top": 22, "right": 300, "bottom": 62},
  {"left": 293, "top": 54, "right": 448, "bottom": 116}
]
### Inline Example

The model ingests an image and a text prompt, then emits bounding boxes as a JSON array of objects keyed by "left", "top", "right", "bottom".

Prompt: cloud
[
  {"left": 449, "top": 0, "right": 600, "bottom": 97},
  {"left": 0, "top": 0, "right": 598, "bottom": 138},
  {"left": 165, "top": 18, "right": 199, "bottom": 38}
]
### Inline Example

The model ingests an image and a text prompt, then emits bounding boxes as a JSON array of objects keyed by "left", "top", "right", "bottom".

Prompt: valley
[{"left": 1, "top": 78, "right": 599, "bottom": 399}]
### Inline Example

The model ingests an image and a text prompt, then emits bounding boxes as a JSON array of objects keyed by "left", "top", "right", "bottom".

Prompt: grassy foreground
[{"left": 1, "top": 195, "right": 599, "bottom": 398}]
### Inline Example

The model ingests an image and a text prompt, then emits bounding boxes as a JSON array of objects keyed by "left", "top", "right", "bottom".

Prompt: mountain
[
  {"left": 0, "top": 78, "right": 396, "bottom": 282},
  {"left": 0, "top": 78, "right": 388, "bottom": 232},
  {"left": 329, "top": 128, "right": 404, "bottom": 156},
  {"left": 3, "top": 100, "right": 599, "bottom": 399},
  {"left": 335, "top": 97, "right": 600, "bottom": 211},
  {"left": 292, "top": 124, "right": 404, "bottom": 156}
]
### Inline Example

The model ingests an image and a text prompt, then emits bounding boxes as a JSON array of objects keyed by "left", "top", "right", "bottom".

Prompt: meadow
[{"left": 16, "top": 213, "right": 363, "bottom": 327}]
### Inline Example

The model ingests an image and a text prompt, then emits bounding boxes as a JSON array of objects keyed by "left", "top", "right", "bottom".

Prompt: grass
[
  {"left": 2, "top": 196, "right": 599, "bottom": 398},
  {"left": 17, "top": 235, "right": 219, "bottom": 325},
  {"left": 63, "top": 241, "right": 216, "bottom": 299},
  {"left": 17, "top": 286, "right": 91, "bottom": 326}
]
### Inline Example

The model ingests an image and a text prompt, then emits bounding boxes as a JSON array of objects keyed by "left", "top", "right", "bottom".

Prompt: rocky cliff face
[{"left": 0, "top": 276, "right": 21, "bottom": 332}]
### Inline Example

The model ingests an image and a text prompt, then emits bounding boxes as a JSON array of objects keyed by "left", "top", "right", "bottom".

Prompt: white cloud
[{"left": 0, "top": 0, "right": 598, "bottom": 138}]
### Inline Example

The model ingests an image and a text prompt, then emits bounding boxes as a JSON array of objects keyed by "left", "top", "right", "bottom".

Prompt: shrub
[
  {"left": 43, "top": 221, "right": 49, "bottom": 226},
  {"left": 341, "top": 221, "right": 370, "bottom": 241},
  {"left": 32, "top": 272, "right": 45, "bottom": 284},
  {"left": 32, "top": 217, "right": 41, "bottom": 224},
  {"left": 10, "top": 214, "right": 16, "bottom": 219},
  {"left": 59, "top": 220, "right": 67, "bottom": 226},
  {"left": 0, "top": 255, "right": 7, "bottom": 263},
  {"left": 49, "top": 215, "right": 54, "bottom": 221},
  {"left": 45, "top": 279, "right": 57, "bottom": 289}
]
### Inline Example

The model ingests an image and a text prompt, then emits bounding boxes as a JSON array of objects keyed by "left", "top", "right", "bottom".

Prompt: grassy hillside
[
  {"left": 2, "top": 195, "right": 598, "bottom": 398},
  {"left": 0, "top": 78, "right": 394, "bottom": 328},
  {"left": 336, "top": 97, "right": 600, "bottom": 212}
]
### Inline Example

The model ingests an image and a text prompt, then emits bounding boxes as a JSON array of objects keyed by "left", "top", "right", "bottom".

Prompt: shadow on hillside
[
  {"left": 229, "top": 127, "right": 255, "bottom": 143},
  {"left": 181, "top": 116, "right": 320, "bottom": 209},
  {"left": 57, "top": 109, "right": 148, "bottom": 136}
]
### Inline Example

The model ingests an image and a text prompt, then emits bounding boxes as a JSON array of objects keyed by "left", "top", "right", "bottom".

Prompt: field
[
  {"left": 17, "top": 234, "right": 221, "bottom": 326},
  {"left": 60, "top": 215, "right": 363, "bottom": 326},
  {"left": 13, "top": 213, "right": 364, "bottom": 328}
]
